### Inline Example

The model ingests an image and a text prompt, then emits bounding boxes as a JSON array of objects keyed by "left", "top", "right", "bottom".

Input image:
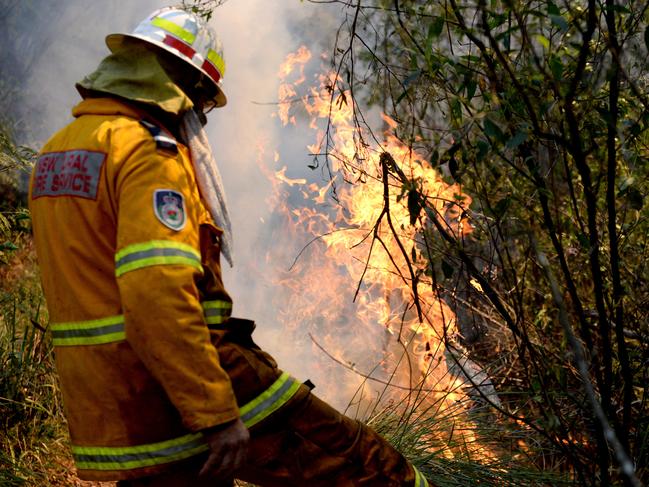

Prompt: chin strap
[{"left": 180, "top": 109, "right": 234, "bottom": 267}]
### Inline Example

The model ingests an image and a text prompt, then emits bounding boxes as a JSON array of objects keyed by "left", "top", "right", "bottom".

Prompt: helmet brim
[{"left": 106, "top": 33, "right": 227, "bottom": 108}]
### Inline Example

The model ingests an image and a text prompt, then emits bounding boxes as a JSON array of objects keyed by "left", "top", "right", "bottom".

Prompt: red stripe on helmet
[
  {"left": 162, "top": 35, "right": 196, "bottom": 60},
  {"left": 201, "top": 59, "right": 221, "bottom": 84}
]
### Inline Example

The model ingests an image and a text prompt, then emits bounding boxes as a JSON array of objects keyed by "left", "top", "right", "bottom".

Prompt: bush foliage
[{"left": 307, "top": 0, "right": 648, "bottom": 485}]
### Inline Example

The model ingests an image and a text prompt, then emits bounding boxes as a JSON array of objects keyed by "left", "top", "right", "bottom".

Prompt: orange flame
[
  {"left": 277, "top": 46, "right": 312, "bottom": 126},
  {"left": 264, "top": 47, "right": 487, "bottom": 447}
]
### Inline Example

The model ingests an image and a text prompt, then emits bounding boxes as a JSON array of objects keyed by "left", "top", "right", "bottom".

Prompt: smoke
[
  {"left": 4, "top": 0, "right": 368, "bottom": 407},
  {"left": 211, "top": 2, "right": 368, "bottom": 409}
]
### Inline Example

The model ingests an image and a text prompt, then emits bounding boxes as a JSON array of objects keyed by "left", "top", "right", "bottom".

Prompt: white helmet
[{"left": 106, "top": 7, "right": 227, "bottom": 108}]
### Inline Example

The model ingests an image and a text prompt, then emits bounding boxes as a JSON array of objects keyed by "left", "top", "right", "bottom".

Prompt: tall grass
[
  {"left": 0, "top": 118, "right": 72, "bottom": 485},
  {"left": 0, "top": 253, "right": 65, "bottom": 485},
  {"left": 367, "top": 391, "right": 575, "bottom": 486},
  {"left": 334, "top": 345, "right": 577, "bottom": 487}
]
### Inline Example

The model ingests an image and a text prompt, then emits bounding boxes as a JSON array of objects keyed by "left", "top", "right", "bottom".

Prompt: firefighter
[{"left": 29, "top": 7, "right": 430, "bottom": 487}]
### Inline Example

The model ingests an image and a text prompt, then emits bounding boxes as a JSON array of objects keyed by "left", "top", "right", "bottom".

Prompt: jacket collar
[
  {"left": 72, "top": 97, "right": 142, "bottom": 119},
  {"left": 72, "top": 97, "right": 180, "bottom": 139}
]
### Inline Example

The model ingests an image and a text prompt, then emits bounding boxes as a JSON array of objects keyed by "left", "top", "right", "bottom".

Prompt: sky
[{"left": 7, "top": 0, "right": 376, "bottom": 408}]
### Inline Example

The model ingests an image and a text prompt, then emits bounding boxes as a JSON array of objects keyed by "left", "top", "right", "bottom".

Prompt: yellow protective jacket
[{"left": 29, "top": 97, "right": 239, "bottom": 480}]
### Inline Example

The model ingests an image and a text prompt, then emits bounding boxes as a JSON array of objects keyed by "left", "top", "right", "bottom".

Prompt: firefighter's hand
[{"left": 199, "top": 418, "right": 250, "bottom": 480}]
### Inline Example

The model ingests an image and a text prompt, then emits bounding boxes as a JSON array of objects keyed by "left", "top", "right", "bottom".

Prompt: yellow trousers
[{"left": 117, "top": 319, "right": 425, "bottom": 487}]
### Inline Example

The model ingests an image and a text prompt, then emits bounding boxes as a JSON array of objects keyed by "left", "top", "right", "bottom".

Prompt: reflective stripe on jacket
[
  {"left": 28, "top": 97, "right": 267, "bottom": 481},
  {"left": 69, "top": 372, "right": 301, "bottom": 473}
]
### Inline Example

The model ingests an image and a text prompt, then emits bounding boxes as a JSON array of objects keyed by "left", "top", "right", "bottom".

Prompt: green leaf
[
  {"left": 448, "top": 155, "right": 460, "bottom": 181},
  {"left": 618, "top": 176, "right": 635, "bottom": 194},
  {"left": 536, "top": 35, "right": 550, "bottom": 50},
  {"left": 487, "top": 12, "right": 508, "bottom": 30},
  {"left": 396, "top": 88, "right": 411, "bottom": 105},
  {"left": 430, "top": 149, "right": 440, "bottom": 166},
  {"left": 428, "top": 16, "right": 445, "bottom": 39},
  {"left": 629, "top": 121, "right": 643, "bottom": 137},
  {"left": 483, "top": 118, "right": 504, "bottom": 141},
  {"left": 607, "top": 4, "right": 630, "bottom": 13},
  {"left": 404, "top": 70, "right": 422, "bottom": 86},
  {"left": 503, "top": 31, "right": 511, "bottom": 51},
  {"left": 459, "top": 54, "right": 481, "bottom": 64},
  {"left": 547, "top": 2, "right": 560, "bottom": 15},
  {"left": 476, "top": 140, "right": 490, "bottom": 161},
  {"left": 549, "top": 14, "right": 568, "bottom": 31},
  {"left": 407, "top": 189, "right": 423, "bottom": 225},
  {"left": 466, "top": 77, "right": 477, "bottom": 100},
  {"left": 442, "top": 259, "right": 455, "bottom": 279},
  {"left": 0, "top": 241, "right": 18, "bottom": 251},
  {"left": 396, "top": 70, "right": 422, "bottom": 105},
  {"left": 506, "top": 129, "right": 528, "bottom": 149},
  {"left": 450, "top": 98, "right": 462, "bottom": 121},
  {"left": 626, "top": 187, "right": 644, "bottom": 210},
  {"left": 409, "top": 53, "right": 419, "bottom": 70},
  {"left": 549, "top": 55, "right": 563, "bottom": 80},
  {"left": 494, "top": 197, "right": 511, "bottom": 218}
]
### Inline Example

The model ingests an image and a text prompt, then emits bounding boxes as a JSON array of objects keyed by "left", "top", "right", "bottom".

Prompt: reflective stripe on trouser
[
  {"left": 71, "top": 373, "right": 301, "bottom": 471},
  {"left": 240, "top": 372, "right": 301, "bottom": 428},
  {"left": 202, "top": 299, "right": 232, "bottom": 326},
  {"left": 51, "top": 315, "right": 125, "bottom": 346},
  {"left": 235, "top": 391, "right": 423, "bottom": 487},
  {"left": 114, "top": 240, "right": 202, "bottom": 277}
]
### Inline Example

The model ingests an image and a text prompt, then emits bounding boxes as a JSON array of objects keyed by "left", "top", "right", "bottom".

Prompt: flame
[
  {"left": 259, "top": 46, "right": 491, "bottom": 456},
  {"left": 275, "top": 166, "right": 307, "bottom": 187},
  {"left": 277, "top": 45, "right": 312, "bottom": 79},
  {"left": 276, "top": 46, "right": 312, "bottom": 126}
]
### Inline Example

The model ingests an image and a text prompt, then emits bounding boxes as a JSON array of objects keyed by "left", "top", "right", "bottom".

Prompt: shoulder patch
[
  {"left": 139, "top": 120, "right": 178, "bottom": 154},
  {"left": 32, "top": 150, "right": 106, "bottom": 200},
  {"left": 153, "top": 189, "right": 186, "bottom": 231}
]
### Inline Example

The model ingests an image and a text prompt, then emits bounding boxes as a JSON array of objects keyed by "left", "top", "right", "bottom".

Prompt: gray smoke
[{"left": 3, "top": 0, "right": 368, "bottom": 408}]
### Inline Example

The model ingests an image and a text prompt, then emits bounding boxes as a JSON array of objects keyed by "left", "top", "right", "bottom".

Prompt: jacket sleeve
[{"left": 112, "top": 125, "right": 239, "bottom": 432}]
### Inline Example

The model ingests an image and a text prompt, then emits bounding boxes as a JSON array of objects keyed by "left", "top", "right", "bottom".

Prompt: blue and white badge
[{"left": 153, "top": 189, "right": 186, "bottom": 231}]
